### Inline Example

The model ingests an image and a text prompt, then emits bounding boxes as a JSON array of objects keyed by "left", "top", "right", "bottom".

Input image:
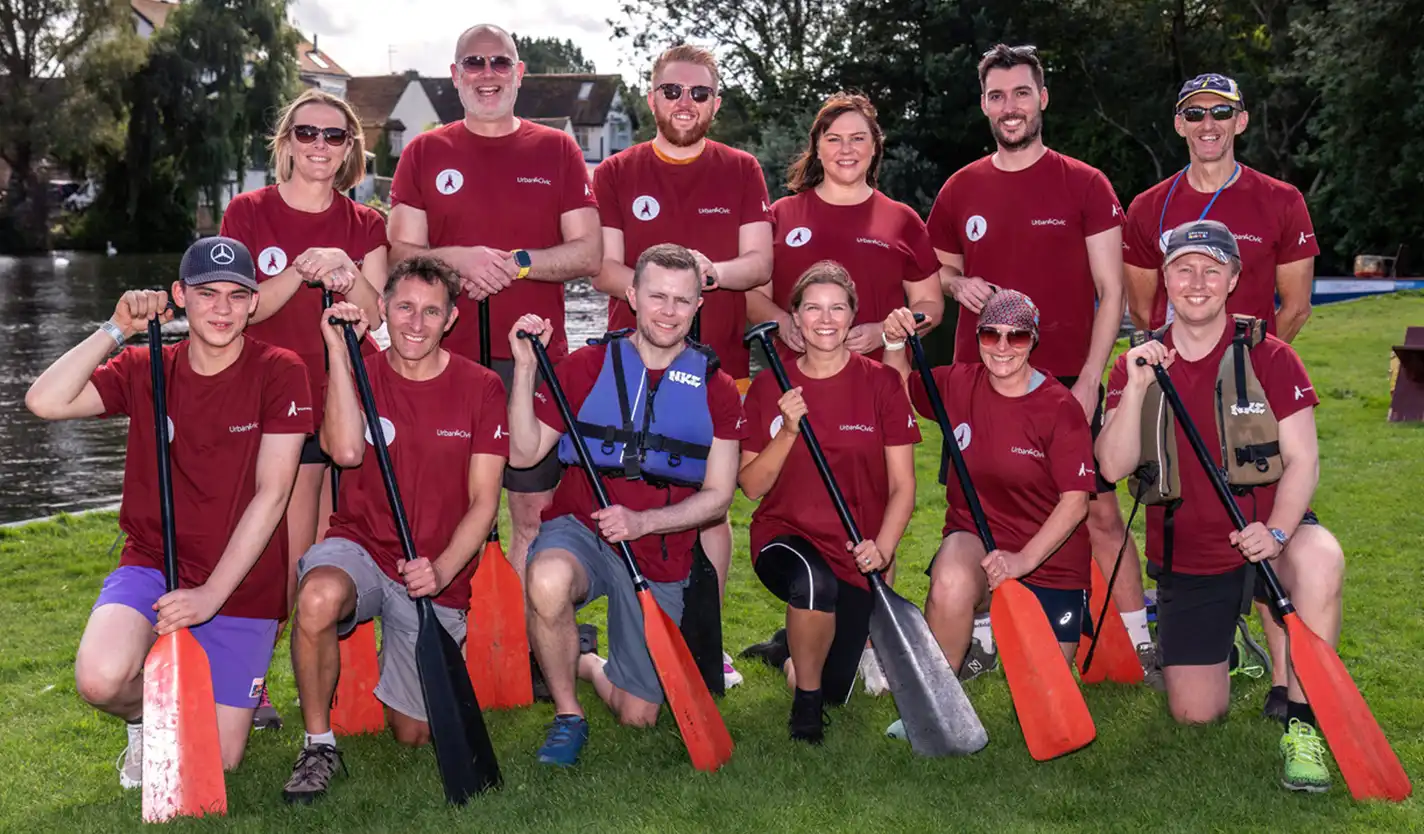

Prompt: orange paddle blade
[
  {"left": 639, "top": 588, "right": 733, "bottom": 771},
  {"left": 1075, "top": 561, "right": 1145, "bottom": 685},
  {"left": 331, "top": 620, "right": 385, "bottom": 735},
  {"left": 1284, "top": 613, "right": 1412, "bottom": 801},
  {"left": 992, "top": 579, "right": 1096, "bottom": 761},
  {"left": 141, "top": 629, "right": 227, "bottom": 822},
  {"left": 466, "top": 540, "right": 533, "bottom": 709}
]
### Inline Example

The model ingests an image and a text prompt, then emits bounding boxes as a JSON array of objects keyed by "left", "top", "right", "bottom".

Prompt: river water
[{"left": 0, "top": 254, "right": 610, "bottom": 525}]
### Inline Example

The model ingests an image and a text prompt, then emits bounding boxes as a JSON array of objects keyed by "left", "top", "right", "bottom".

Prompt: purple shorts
[{"left": 92, "top": 566, "right": 279, "bottom": 709}]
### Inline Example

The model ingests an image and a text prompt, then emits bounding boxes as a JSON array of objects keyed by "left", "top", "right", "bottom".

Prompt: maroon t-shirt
[
  {"left": 1123, "top": 164, "right": 1319, "bottom": 333},
  {"left": 1106, "top": 320, "right": 1319, "bottom": 574},
  {"left": 909, "top": 364, "right": 1095, "bottom": 590},
  {"left": 594, "top": 141, "right": 771, "bottom": 379},
  {"left": 926, "top": 150, "right": 1123, "bottom": 377},
  {"left": 92, "top": 339, "right": 313, "bottom": 619},
  {"left": 533, "top": 342, "right": 747, "bottom": 582},
  {"left": 769, "top": 189, "right": 939, "bottom": 362},
  {"left": 220, "top": 187, "right": 388, "bottom": 418},
  {"left": 744, "top": 353, "right": 920, "bottom": 591},
  {"left": 325, "top": 352, "right": 507, "bottom": 609},
  {"left": 389, "top": 120, "right": 597, "bottom": 363}
]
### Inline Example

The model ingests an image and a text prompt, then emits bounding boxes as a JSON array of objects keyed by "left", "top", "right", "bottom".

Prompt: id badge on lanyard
[{"left": 1158, "top": 162, "right": 1240, "bottom": 324}]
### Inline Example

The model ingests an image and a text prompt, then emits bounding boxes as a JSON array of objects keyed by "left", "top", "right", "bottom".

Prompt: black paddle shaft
[
  {"left": 1142, "top": 359, "right": 1295, "bottom": 615},
  {"left": 147, "top": 317, "right": 179, "bottom": 593},
  {"left": 477, "top": 300, "right": 498, "bottom": 543},
  {"left": 322, "top": 289, "right": 340, "bottom": 513},
  {"left": 906, "top": 332, "right": 998, "bottom": 552},
  {"left": 518, "top": 331, "right": 650, "bottom": 589}
]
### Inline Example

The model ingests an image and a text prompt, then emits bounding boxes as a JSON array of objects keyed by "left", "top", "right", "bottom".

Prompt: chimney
[{"left": 313, "top": 33, "right": 319, "bottom": 52}]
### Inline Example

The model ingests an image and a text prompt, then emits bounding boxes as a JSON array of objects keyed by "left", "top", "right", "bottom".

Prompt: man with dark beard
[
  {"left": 591, "top": 44, "right": 772, "bottom": 689},
  {"left": 924, "top": 44, "right": 1159, "bottom": 687}
]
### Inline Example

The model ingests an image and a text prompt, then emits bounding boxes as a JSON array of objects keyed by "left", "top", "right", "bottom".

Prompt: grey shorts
[
  {"left": 528, "top": 514, "right": 686, "bottom": 705},
  {"left": 491, "top": 357, "right": 564, "bottom": 493},
  {"left": 298, "top": 537, "right": 468, "bottom": 723}
]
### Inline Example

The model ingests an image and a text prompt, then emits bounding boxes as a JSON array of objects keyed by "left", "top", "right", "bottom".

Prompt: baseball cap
[
  {"left": 179, "top": 236, "right": 258, "bottom": 291},
  {"left": 1163, "top": 219, "right": 1240, "bottom": 267},
  {"left": 979, "top": 288, "right": 1040, "bottom": 338},
  {"left": 1176, "top": 73, "right": 1243, "bottom": 109}
]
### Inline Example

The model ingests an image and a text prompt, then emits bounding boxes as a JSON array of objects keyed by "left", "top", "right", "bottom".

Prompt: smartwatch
[
  {"left": 1269, "top": 528, "right": 1289, "bottom": 548},
  {"left": 512, "top": 249, "right": 532, "bottom": 280}
]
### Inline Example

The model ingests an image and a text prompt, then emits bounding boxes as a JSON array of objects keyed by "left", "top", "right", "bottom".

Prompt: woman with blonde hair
[{"left": 220, "top": 87, "right": 389, "bottom": 728}]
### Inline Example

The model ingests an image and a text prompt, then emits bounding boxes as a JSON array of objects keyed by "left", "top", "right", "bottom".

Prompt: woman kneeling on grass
[
  {"left": 738, "top": 261, "right": 920, "bottom": 743},
  {"left": 881, "top": 290, "right": 1096, "bottom": 739}
]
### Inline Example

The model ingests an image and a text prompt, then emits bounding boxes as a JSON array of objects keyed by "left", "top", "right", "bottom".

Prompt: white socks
[
  {"left": 1120, "top": 608, "right": 1152, "bottom": 648},
  {"left": 126, "top": 719, "right": 143, "bottom": 745},
  {"left": 972, "top": 613, "right": 994, "bottom": 653},
  {"left": 306, "top": 730, "right": 337, "bottom": 748}
]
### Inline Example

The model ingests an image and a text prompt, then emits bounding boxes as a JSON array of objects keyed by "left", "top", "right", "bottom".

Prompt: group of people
[{"left": 23, "top": 23, "right": 1350, "bottom": 806}]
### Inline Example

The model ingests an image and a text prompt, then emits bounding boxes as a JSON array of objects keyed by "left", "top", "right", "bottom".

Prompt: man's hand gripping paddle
[
  {"left": 518, "top": 330, "right": 734, "bottom": 772},
  {"left": 747, "top": 320, "right": 988, "bottom": 757},
  {"left": 141, "top": 315, "right": 228, "bottom": 822},
  {"left": 342, "top": 322, "right": 501, "bottom": 803},
  {"left": 906, "top": 331, "right": 1095, "bottom": 761},
  {"left": 1143, "top": 358, "right": 1410, "bottom": 802}
]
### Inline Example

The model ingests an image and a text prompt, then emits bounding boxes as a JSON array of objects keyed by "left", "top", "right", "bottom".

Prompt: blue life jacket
[{"left": 557, "top": 330, "right": 718, "bottom": 487}]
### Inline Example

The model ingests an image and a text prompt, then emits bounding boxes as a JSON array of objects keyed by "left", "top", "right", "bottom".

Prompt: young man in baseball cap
[
  {"left": 25, "top": 235, "right": 312, "bottom": 789},
  {"left": 1099, "top": 219, "right": 1345, "bottom": 793}
]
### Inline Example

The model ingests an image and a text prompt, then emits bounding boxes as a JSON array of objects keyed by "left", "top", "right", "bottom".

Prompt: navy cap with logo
[
  {"left": 179, "top": 236, "right": 258, "bottom": 291},
  {"left": 1163, "top": 219, "right": 1240, "bottom": 267},
  {"left": 1176, "top": 73, "right": 1243, "bottom": 109}
]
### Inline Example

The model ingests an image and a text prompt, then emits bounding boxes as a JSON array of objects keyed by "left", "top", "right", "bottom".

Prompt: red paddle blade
[
  {"left": 1075, "top": 561, "right": 1145, "bottom": 685},
  {"left": 1284, "top": 613, "right": 1412, "bottom": 802},
  {"left": 141, "top": 629, "right": 227, "bottom": 822},
  {"left": 992, "top": 580, "right": 1096, "bottom": 761},
  {"left": 331, "top": 620, "right": 385, "bottom": 735},
  {"left": 465, "top": 541, "right": 533, "bottom": 709},
  {"left": 639, "top": 588, "right": 733, "bottom": 771}
]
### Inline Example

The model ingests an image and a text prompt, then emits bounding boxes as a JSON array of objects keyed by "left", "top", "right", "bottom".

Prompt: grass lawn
[{"left": 1, "top": 294, "right": 1420, "bottom": 833}]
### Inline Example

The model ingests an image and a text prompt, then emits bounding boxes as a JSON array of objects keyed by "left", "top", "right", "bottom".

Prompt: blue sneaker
[{"left": 537, "top": 714, "right": 589, "bottom": 767}]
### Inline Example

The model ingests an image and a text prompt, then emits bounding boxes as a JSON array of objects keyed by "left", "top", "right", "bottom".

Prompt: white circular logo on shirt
[
  {"left": 769, "top": 415, "right": 784, "bottom": 438},
  {"left": 953, "top": 422, "right": 972, "bottom": 450},
  {"left": 166, "top": 416, "right": 175, "bottom": 444},
  {"left": 257, "top": 246, "right": 287, "bottom": 276},
  {"left": 436, "top": 169, "right": 464, "bottom": 195},
  {"left": 784, "top": 226, "right": 812, "bottom": 247},
  {"left": 364, "top": 415, "right": 397, "bottom": 447},
  {"left": 965, "top": 215, "right": 987, "bottom": 242},
  {"left": 1158, "top": 230, "right": 1171, "bottom": 252},
  {"left": 632, "top": 195, "right": 661, "bottom": 221}
]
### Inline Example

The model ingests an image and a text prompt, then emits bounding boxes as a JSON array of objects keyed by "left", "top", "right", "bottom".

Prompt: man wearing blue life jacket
[{"left": 507, "top": 243, "right": 748, "bottom": 767}]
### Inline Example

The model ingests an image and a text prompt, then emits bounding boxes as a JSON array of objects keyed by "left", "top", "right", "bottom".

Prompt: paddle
[
  {"left": 906, "top": 331, "right": 1095, "bottom": 761},
  {"left": 1144, "top": 358, "right": 1411, "bottom": 802},
  {"left": 746, "top": 321, "right": 988, "bottom": 757},
  {"left": 682, "top": 279, "right": 726, "bottom": 697},
  {"left": 141, "top": 315, "right": 228, "bottom": 822},
  {"left": 520, "top": 330, "right": 734, "bottom": 772},
  {"left": 464, "top": 298, "right": 534, "bottom": 710},
  {"left": 1075, "top": 561, "right": 1146, "bottom": 685},
  {"left": 323, "top": 288, "right": 385, "bottom": 736},
  {"left": 341, "top": 322, "right": 501, "bottom": 803}
]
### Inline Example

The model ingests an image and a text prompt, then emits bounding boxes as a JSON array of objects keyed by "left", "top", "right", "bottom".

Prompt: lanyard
[{"left": 1157, "top": 162, "right": 1240, "bottom": 246}]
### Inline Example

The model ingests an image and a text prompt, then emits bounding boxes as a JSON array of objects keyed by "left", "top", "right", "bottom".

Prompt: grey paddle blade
[
  {"left": 868, "top": 576, "right": 989, "bottom": 756},
  {"left": 414, "top": 598, "right": 502, "bottom": 802},
  {"left": 680, "top": 541, "right": 725, "bottom": 697}
]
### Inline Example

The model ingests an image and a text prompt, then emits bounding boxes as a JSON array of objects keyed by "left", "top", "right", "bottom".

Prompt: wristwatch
[
  {"left": 512, "top": 249, "right": 532, "bottom": 280},
  {"left": 1268, "top": 528, "right": 1289, "bottom": 547}
]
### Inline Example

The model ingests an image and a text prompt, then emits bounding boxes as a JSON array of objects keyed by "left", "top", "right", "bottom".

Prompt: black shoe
[
  {"left": 1263, "top": 685, "right": 1289, "bottom": 723},
  {"left": 741, "top": 628, "right": 789, "bottom": 671},
  {"left": 578, "top": 623, "right": 599, "bottom": 655},
  {"left": 789, "top": 687, "right": 828, "bottom": 744},
  {"left": 531, "top": 654, "right": 553, "bottom": 703}
]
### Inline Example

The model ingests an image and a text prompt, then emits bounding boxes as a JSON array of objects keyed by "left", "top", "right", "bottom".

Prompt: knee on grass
[
  {"left": 389, "top": 712, "right": 431, "bottom": 747},
  {"left": 612, "top": 696, "right": 660, "bottom": 728},
  {"left": 74, "top": 658, "right": 138, "bottom": 711}
]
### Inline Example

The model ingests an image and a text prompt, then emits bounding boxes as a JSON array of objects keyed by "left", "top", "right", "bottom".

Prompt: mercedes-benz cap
[
  {"left": 1162, "top": 219, "right": 1240, "bottom": 267},
  {"left": 179, "top": 236, "right": 258, "bottom": 291}
]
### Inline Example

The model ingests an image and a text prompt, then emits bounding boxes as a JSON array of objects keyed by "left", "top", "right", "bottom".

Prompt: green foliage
[{"left": 514, "top": 35, "right": 597, "bottom": 74}]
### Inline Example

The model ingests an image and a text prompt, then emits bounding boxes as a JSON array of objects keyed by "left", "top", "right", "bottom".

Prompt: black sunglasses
[
  {"left": 983, "top": 44, "right": 1037, "bottom": 58},
  {"left": 292, "top": 125, "right": 349, "bottom": 146},
  {"left": 1179, "top": 103, "right": 1239, "bottom": 122},
  {"left": 459, "top": 54, "right": 515, "bottom": 75},
  {"left": 656, "top": 83, "right": 715, "bottom": 103}
]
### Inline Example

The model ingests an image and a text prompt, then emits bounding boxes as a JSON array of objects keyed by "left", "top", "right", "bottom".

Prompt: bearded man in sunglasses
[
  {"left": 1123, "top": 74, "right": 1320, "bottom": 715},
  {"left": 388, "top": 23, "right": 601, "bottom": 594},
  {"left": 590, "top": 43, "right": 773, "bottom": 690}
]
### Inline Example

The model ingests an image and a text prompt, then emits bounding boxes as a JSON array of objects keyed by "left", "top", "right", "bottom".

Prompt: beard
[
  {"left": 457, "top": 79, "right": 515, "bottom": 122},
  {"left": 654, "top": 107, "right": 712, "bottom": 148},
  {"left": 990, "top": 110, "right": 1044, "bottom": 151}
]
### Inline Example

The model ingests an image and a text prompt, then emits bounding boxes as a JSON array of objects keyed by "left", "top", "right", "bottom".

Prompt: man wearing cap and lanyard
[
  {"left": 1123, "top": 72, "right": 1321, "bottom": 715},
  {"left": 1100, "top": 219, "right": 1344, "bottom": 794},
  {"left": 24, "top": 236, "right": 311, "bottom": 787}
]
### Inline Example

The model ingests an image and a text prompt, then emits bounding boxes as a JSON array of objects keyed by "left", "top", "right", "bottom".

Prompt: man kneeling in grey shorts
[
  {"left": 282, "top": 259, "right": 508, "bottom": 803},
  {"left": 506, "top": 244, "right": 748, "bottom": 767}
]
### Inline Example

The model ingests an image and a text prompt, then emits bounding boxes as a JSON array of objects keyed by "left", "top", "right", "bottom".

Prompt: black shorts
[
  {"left": 300, "top": 431, "right": 329, "bottom": 466},
  {"left": 754, "top": 535, "right": 874, "bottom": 705},
  {"left": 491, "top": 358, "right": 564, "bottom": 493},
  {"left": 1055, "top": 376, "right": 1115, "bottom": 495},
  {"left": 1155, "top": 564, "right": 1255, "bottom": 667},
  {"left": 1024, "top": 583, "right": 1091, "bottom": 643}
]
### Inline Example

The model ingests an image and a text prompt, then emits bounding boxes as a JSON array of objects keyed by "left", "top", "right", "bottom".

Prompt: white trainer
[
  {"left": 860, "top": 645, "right": 890, "bottom": 696},
  {"left": 722, "top": 652, "right": 744, "bottom": 689},
  {"left": 116, "top": 722, "right": 142, "bottom": 790}
]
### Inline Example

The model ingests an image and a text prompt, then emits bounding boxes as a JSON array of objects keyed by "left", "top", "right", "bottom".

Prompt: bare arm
[
  {"left": 746, "top": 281, "right": 788, "bottom": 328},
  {"left": 1264, "top": 408, "right": 1319, "bottom": 538},
  {"left": 1017, "top": 491, "right": 1090, "bottom": 572},
  {"left": 708, "top": 222, "right": 773, "bottom": 291},
  {"left": 427, "top": 452, "right": 506, "bottom": 590},
  {"left": 319, "top": 318, "right": 367, "bottom": 468},
  {"left": 524, "top": 207, "right": 602, "bottom": 283},
  {"left": 904, "top": 272, "right": 946, "bottom": 332},
  {"left": 635, "top": 437, "right": 739, "bottom": 535},
  {"left": 935, "top": 249, "right": 965, "bottom": 296},
  {"left": 1080, "top": 226, "right": 1126, "bottom": 382},
  {"left": 388, "top": 204, "right": 477, "bottom": 265},
  {"left": 873, "top": 444, "right": 917, "bottom": 559},
  {"left": 342, "top": 245, "right": 388, "bottom": 325},
  {"left": 1274, "top": 257, "right": 1314, "bottom": 343},
  {"left": 591, "top": 227, "right": 634, "bottom": 297},
  {"left": 737, "top": 433, "right": 800, "bottom": 500},
  {"left": 248, "top": 267, "right": 307, "bottom": 325},
  {"left": 505, "top": 340, "right": 563, "bottom": 468},
  {"left": 1124, "top": 263, "right": 1158, "bottom": 332},
  {"left": 199, "top": 432, "right": 304, "bottom": 603},
  {"left": 25, "top": 330, "right": 120, "bottom": 420}
]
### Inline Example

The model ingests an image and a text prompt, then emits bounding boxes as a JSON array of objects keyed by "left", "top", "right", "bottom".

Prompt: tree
[{"left": 514, "top": 35, "right": 596, "bottom": 73}]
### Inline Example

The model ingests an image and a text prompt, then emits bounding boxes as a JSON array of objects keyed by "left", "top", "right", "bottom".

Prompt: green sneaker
[{"left": 1279, "top": 718, "right": 1332, "bottom": 793}]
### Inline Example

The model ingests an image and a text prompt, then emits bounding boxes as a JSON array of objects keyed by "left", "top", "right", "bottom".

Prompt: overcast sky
[{"left": 289, "top": 0, "right": 643, "bottom": 82}]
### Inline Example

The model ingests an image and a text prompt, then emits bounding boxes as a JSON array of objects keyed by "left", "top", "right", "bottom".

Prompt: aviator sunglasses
[
  {"left": 292, "top": 125, "right": 349, "bottom": 146},
  {"left": 460, "top": 54, "right": 515, "bottom": 74},
  {"left": 977, "top": 326, "right": 1034, "bottom": 350},
  {"left": 1178, "top": 103, "right": 1239, "bottom": 122},
  {"left": 656, "top": 83, "right": 715, "bottom": 103}
]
